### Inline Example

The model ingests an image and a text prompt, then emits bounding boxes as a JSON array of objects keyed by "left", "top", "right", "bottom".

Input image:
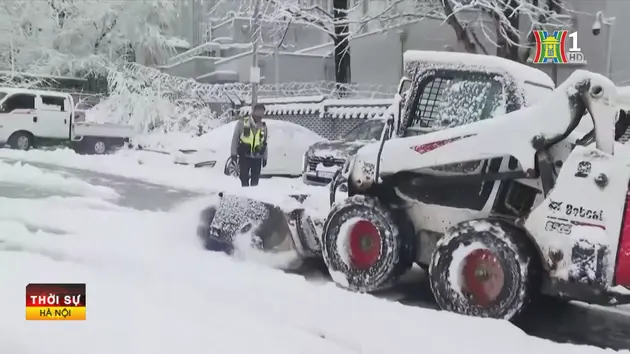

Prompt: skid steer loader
[
  {"left": 197, "top": 51, "right": 556, "bottom": 266},
  {"left": 320, "top": 67, "right": 630, "bottom": 321}
]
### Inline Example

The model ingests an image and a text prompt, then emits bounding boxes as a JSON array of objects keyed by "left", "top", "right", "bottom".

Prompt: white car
[
  {"left": 173, "top": 119, "right": 326, "bottom": 176},
  {"left": 0, "top": 87, "right": 134, "bottom": 154}
]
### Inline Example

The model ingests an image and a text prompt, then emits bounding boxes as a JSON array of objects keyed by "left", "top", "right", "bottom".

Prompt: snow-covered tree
[
  {"left": 89, "top": 62, "right": 244, "bottom": 135},
  {"left": 0, "top": 0, "right": 180, "bottom": 77}
]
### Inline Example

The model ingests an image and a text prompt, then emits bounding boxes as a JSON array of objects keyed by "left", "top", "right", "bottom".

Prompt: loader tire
[
  {"left": 429, "top": 219, "right": 540, "bottom": 321},
  {"left": 321, "top": 195, "right": 414, "bottom": 293}
]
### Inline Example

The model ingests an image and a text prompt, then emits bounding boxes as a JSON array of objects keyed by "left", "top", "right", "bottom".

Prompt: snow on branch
[
  {"left": 449, "top": 0, "right": 572, "bottom": 48},
  {"left": 208, "top": 0, "right": 341, "bottom": 46},
  {"left": 210, "top": 0, "right": 574, "bottom": 62},
  {"left": 0, "top": 0, "right": 180, "bottom": 77},
  {"left": 0, "top": 71, "right": 53, "bottom": 89},
  {"left": 91, "top": 63, "right": 232, "bottom": 134},
  {"left": 350, "top": 0, "right": 573, "bottom": 60},
  {"left": 92, "top": 62, "right": 395, "bottom": 134}
]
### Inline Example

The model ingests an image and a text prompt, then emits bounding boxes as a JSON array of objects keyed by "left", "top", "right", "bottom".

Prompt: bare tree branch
[
  {"left": 469, "top": 28, "right": 489, "bottom": 54},
  {"left": 442, "top": 0, "right": 477, "bottom": 53}
]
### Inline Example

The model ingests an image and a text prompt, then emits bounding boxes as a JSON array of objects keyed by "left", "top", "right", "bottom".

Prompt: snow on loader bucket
[{"left": 196, "top": 190, "right": 327, "bottom": 269}]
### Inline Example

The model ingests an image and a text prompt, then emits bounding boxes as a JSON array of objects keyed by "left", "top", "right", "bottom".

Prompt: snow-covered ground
[
  {"left": 0, "top": 148, "right": 313, "bottom": 195},
  {"left": 1, "top": 149, "right": 629, "bottom": 354}
]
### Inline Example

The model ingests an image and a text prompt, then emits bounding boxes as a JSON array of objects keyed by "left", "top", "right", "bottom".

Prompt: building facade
[{"left": 165, "top": 0, "right": 628, "bottom": 87}]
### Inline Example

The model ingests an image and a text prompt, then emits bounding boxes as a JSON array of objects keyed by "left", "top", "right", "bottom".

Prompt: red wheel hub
[
  {"left": 461, "top": 249, "right": 505, "bottom": 307},
  {"left": 348, "top": 220, "right": 381, "bottom": 270}
]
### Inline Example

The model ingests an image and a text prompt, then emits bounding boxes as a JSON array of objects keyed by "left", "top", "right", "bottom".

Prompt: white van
[{"left": 0, "top": 87, "right": 134, "bottom": 154}]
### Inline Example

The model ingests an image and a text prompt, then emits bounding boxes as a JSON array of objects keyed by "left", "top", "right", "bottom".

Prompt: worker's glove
[{"left": 262, "top": 159, "right": 267, "bottom": 168}]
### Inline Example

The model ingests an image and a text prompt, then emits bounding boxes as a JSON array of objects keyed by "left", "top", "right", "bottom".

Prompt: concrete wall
[
  {"left": 159, "top": 57, "right": 219, "bottom": 79},
  {"left": 214, "top": 51, "right": 334, "bottom": 84},
  {"left": 211, "top": 18, "right": 329, "bottom": 52},
  {"left": 260, "top": 52, "right": 335, "bottom": 84},
  {"left": 298, "top": 19, "right": 464, "bottom": 86}
]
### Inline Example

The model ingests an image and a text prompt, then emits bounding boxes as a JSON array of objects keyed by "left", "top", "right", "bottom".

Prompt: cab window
[
  {"left": 343, "top": 122, "right": 369, "bottom": 140},
  {"left": 365, "top": 121, "right": 384, "bottom": 140},
  {"left": 407, "top": 74, "right": 505, "bottom": 136},
  {"left": 0, "top": 93, "right": 36, "bottom": 113},
  {"left": 41, "top": 95, "right": 66, "bottom": 111},
  {"left": 344, "top": 120, "right": 384, "bottom": 141}
]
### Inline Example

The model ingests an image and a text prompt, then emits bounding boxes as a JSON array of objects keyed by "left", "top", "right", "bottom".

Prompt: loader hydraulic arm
[{"left": 583, "top": 76, "right": 628, "bottom": 155}]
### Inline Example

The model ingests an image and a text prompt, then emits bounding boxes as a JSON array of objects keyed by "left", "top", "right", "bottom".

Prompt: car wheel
[
  {"left": 429, "top": 219, "right": 540, "bottom": 321},
  {"left": 92, "top": 139, "right": 107, "bottom": 155},
  {"left": 75, "top": 138, "right": 108, "bottom": 155},
  {"left": 8, "top": 132, "right": 33, "bottom": 150},
  {"left": 224, "top": 156, "right": 239, "bottom": 177}
]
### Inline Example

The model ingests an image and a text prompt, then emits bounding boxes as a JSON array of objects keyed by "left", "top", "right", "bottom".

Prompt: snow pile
[
  {"left": 1, "top": 190, "right": 628, "bottom": 354},
  {"left": 232, "top": 231, "right": 302, "bottom": 270},
  {"left": 0, "top": 148, "right": 312, "bottom": 196},
  {"left": 129, "top": 131, "right": 203, "bottom": 151},
  {"left": 176, "top": 119, "right": 326, "bottom": 152},
  {"left": 0, "top": 148, "right": 240, "bottom": 192},
  {"left": 0, "top": 160, "right": 119, "bottom": 200}
]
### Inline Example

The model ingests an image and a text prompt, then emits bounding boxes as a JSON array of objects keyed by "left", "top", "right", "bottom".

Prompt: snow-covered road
[{"left": 0, "top": 150, "right": 629, "bottom": 353}]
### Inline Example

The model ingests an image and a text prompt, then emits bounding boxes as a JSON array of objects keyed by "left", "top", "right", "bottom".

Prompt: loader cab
[
  {"left": 398, "top": 69, "right": 519, "bottom": 138},
  {"left": 390, "top": 60, "right": 553, "bottom": 212}
]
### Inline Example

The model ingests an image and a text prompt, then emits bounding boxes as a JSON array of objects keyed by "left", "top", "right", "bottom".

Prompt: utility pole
[
  {"left": 10, "top": 34, "right": 15, "bottom": 73},
  {"left": 250, "top": 0, "right": 262, "bottom": 107},
  {"left": 594, "top": 11, "right": 616, "bottom": 80}
]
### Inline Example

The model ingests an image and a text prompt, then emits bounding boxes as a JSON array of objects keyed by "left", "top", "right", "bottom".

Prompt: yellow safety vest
[{"left": 240, "top": 117, "right": 265, "bottom": 155}]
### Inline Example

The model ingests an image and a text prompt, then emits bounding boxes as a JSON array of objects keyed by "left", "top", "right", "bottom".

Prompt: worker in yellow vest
[{"left": 230, "top": 103, "right": 268, "bottom": 186}]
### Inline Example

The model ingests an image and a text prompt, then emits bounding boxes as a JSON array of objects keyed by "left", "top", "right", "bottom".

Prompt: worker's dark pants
[{"left": 238, "top": 156, "right": 262, "bottom": 187}]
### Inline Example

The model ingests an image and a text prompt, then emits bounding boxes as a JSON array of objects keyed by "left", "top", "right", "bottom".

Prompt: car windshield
[
  {"left": 343, "top": 121, "right": 384, "bottom": 141},
  {"left": 0, "top": 92, "right": 6, "bottom": 101}
]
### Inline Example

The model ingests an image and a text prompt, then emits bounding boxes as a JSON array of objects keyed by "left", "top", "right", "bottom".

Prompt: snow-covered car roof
[
  {"left": 180, "top": 119, "right": 326, "bottom": 151},
  {"left": 403, "top": 50, "right": 555, "bottom": 89}
]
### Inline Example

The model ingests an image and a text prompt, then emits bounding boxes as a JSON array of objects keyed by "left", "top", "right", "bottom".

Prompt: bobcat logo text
[
  {"left": 548, "top": 200, "right": 603, "bottom": 221},
  {"left": 565, "top": 204, "right": 603, "bottom": 221}
]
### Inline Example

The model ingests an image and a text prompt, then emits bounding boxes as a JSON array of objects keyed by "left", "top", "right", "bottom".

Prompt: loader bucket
[{"left": 197, "top": 192, "right": 310, "bottom": 256}]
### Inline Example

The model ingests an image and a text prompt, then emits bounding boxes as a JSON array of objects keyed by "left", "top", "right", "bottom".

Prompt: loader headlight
[{"left": 342, "top": 156, "right": 355, "bottom": 176}]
